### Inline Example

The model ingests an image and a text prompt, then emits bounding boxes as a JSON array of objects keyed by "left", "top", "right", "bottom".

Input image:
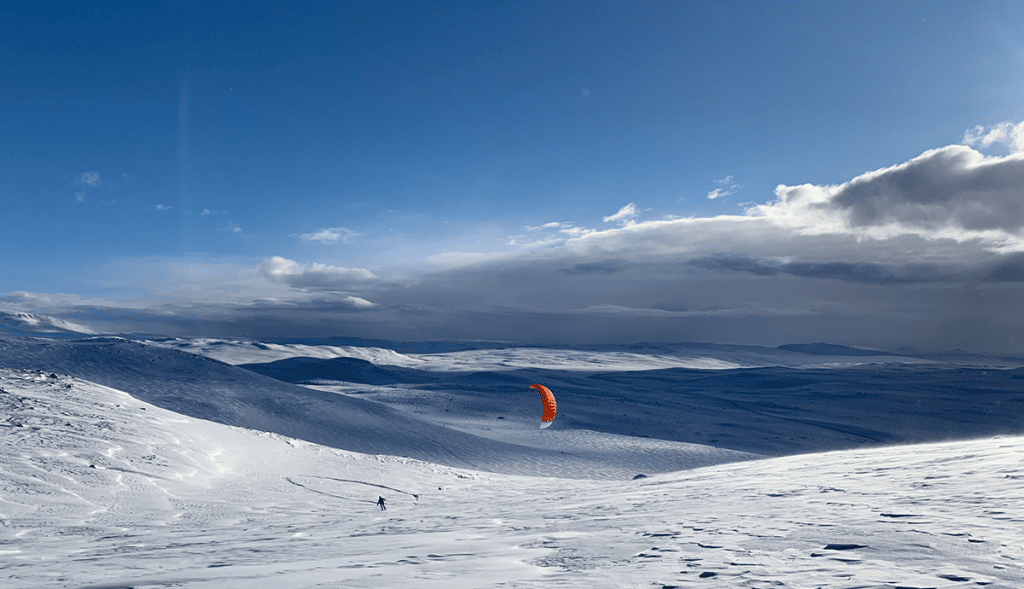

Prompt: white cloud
[
  {"left": 510, "top": 236, "right": 566, "bottom": 249},
  {"left": 707, "top": 175, "right": 740, "bottom": 199},
  {"left": 340, "top": 295, "right": 375, "bottom": 308},
  {"left": 749, "top": 143, "right": 1024, "bottom": 252},
  {"left": 259, "top": 256, "right": 377, "bottom": 291},
  {"left": 560, "top": 227, "right": 596, "bottom": 237},
  {"left": 76, "top": 171, "right": 101, "bottom": 186},
  {"left": 298, "top": 227, "right": 361, "bottom": 244},
  {"left": 963, "top": 121, "right": 1024, "bottom": 153},
  {"left": 75, "top": 193, "right": 85, "bottom": 202},
  {"left": 217, "top": 220, "right": 242, "bottom": 233},
  {"left": 155, "top": 204, "right": 172, "bottom": 211},
  {"left": 424, "top": 251, "right": 504, "bottom": 268},
  {"left": 514, "top": 222, "right": 592, "bottom": 247},
  {"left": 603, "top": 203, "right": 637, "bottom": 224},
  {"left": 525, "top": 222, "right": 571, "bottom": 231},
  {"left": 85, "top": 256, "right": 296, "bottom": 305},
  {"left": 0, "top": 290, "right": 148, "bottom": 311}
]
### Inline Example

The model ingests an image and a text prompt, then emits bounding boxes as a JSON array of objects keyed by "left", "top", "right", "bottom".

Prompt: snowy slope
[
  {"left": 0, "top": 335, "right": 756, "bottom": 478},
  {"left": 246, "top": 354, "right": 1024, "bottom": 456},
  {"left": 0, "top": 311, "right": 95, "bottom": 337},
  {"left": 1, "top": 368, "right": 1022, "bottom": 588},
  {"left": 5, "top": 335, "right": 1024, "bottom": 462}
]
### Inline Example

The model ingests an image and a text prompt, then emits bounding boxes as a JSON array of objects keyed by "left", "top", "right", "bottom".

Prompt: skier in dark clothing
[{"left": 377, "top": 496, "right": 386, "bottom": 510}]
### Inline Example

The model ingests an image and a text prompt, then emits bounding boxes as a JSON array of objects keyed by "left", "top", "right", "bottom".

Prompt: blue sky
[{"left": 4, "top": 1, "right": 1024, "bottom": 351}]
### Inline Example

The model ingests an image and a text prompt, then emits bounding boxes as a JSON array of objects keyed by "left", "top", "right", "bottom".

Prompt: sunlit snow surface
[
  {"left": 139, "top": 337, "right": 928, "bottom": 370},
  {"left": 3, "top": 335, "right": 1024, "bottom": 588},
  {"left": 2, "top": 368, "right": 1023, "bottom": 588}
]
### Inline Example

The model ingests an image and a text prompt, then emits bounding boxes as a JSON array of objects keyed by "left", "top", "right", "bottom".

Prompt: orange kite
[{"left": 530, "top": 384, "right": 557, "bottom": 429}]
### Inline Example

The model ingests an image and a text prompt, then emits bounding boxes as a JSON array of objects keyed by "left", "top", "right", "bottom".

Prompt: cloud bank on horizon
[{"left": 6, "top": 124, "right": 1024, "bottom": 352}]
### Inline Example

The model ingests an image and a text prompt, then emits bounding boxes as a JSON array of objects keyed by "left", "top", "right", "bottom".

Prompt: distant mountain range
[
  {"left": 4, "top": 310, "right": 1024, "bottom": 368},
  {"left": 776, "top": 343, "right": 896, "bottom": 356}
]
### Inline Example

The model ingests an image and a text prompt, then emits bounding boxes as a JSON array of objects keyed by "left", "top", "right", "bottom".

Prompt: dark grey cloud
[
  {"left": 689, "top": 256, "right": 780, "bottom": 277},
  {"left": 688, "top": 255, "right": 950, "bottom": 285},
  {"left": 14, "top": 251, "right": 1024, "bottom": 354},
  {"left": 760, "top": 145, "right": 1024, "bottom": 249},
  {"left": 986, "top": 254, "right": 1024, "bottom": 282},
  {"left": 689, "top": 252, "right": 1024, "bottom": 286},
  {"left": 830, "top": 146, "right": 1024, "bottom": 233},
  {"left": 559, "top": 260, "right": 630, "bottom": 275}
]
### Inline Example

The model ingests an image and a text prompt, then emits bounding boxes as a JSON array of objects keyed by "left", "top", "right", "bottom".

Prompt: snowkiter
[{"left": 377, "top": 496, "right": 386, "bottom": 510}]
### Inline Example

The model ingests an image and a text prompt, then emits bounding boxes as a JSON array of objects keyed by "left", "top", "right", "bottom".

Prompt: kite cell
[{"left": 530, "top": 383, "right": 557, "bottom": 429}]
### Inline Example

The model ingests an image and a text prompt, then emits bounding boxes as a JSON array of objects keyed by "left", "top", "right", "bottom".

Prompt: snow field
[
  {"left": 0, "top": 335, "right": 768, "bottom": 479},
  {"left": 141, "top": 337, "right": 926, "bottom": 371},
  {"left": 2, "top": 367, "right": 1023, "bottom": 588}
]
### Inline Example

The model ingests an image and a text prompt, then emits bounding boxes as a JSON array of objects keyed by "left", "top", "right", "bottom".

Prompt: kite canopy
[{"left": 530, "top": 384, "right": 557, "bottom": 429}]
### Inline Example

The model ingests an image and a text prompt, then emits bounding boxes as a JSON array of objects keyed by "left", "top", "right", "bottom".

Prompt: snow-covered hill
[
  {"left": 1, "top": 367, "right": 1021, "bottom": 588},
  {"left": 5, "top": 335, "right": 1024, "bottom": 461},
  {"left": 141, "top": 336, "right": 939, "bottom": 369},
  {"left": 0, "top": 335, "right": 757, "bottom": 478},
  {"left": 0, "top": 311, "right": 94, "bottom": 337},
  {"left": 3, "top": 333, "right": 1024, "bottom": 587},
  {"left": 238, "top": 348, "right": 1024, "bottom": 456}
]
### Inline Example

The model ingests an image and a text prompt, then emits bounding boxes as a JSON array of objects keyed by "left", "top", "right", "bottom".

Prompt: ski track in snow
[{"left": 1, "top": 366, "right": 1023, "bottom": 588}]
